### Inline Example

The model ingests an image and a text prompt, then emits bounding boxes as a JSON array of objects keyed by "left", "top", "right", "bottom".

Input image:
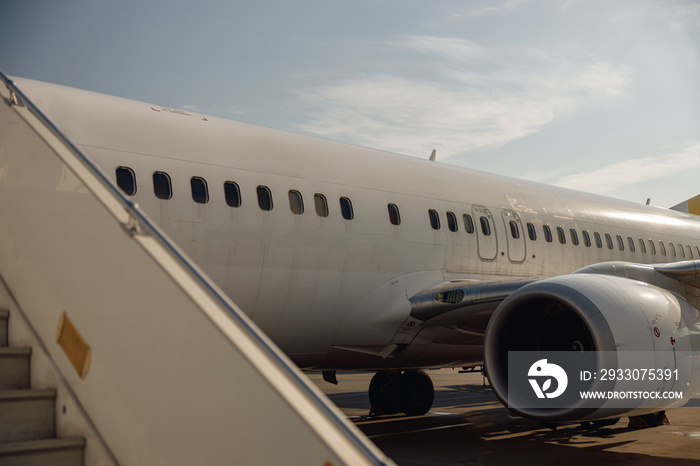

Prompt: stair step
[
  {"left": 0, "top": 310, "right": 86, "bottom": 459},
  {"left": 0, "top": 389, "right": 56, "bottom": 443},
  {"left": 0, "top": 437, "right": 85, "bottom": 466},
  {"left": 0, "top": 309, "right": 7, "bottom": 347},
  {"left": 0, "top": 347, "right": 31, "bottom": 390}
]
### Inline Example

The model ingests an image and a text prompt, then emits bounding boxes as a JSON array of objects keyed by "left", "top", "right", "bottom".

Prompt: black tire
[
  {"left": 592, "top": 418, "right": 620, "bottom": 428},
  {"left": 398, "top": 370, "right": 434, "bottom": 416},
  {"left": 369, "top": 371, "right": 402, "bottom": 414},
  {"left": 640, "top": 411, "right": 667, "bottom": 427}
]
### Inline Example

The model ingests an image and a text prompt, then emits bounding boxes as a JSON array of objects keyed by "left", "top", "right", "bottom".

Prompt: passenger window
[
  {"left": 695, "top": 246, "right": 700, "bottom": 258},
  {"left": 649, "top": 240, "right": 656, "bottom": 255},
  {"left": 543, "top": 225, "right": 553, "bottom": 243},
  {"left": 627, "top": 237, "right": 635, "bottom": 252},
  {"left": 224, "top": 181, "right": 241, "bottom": 207},
  {"left": 153, "top": 171, "right": 172, "bottom": 200},
  {"left": 616, "top": 235, "right": 624, "bottom": 251},
  {"left": 660, "top": 241, "right": 667, "bottom": 256},
  {"left": 480, "top": 216, "right": 491, "bottom": 236},
  {"left": 669, "top": 242, "right": 676, "bottom": 257},
  {"left": 388, "top": 204, "right": 401, "bottom": 225},
  {"left": 116, "top": 166, "right": 136, "bottom": 196},
  {"left": 429, "top": 209, "right": 441, "bottom": 230},
  {"left": 638, "top": 238, "right": 646, "bottom": 254},
  {"left": 594, "top": 232, "right": 602, "bottom": 248},
  {"left": 257, "top": 185, "right": 273, "bottom": 211},
  {"left": 679, "top": 244, "right": 685, "bottom": 258},
  {"left": 569, "top": 229, "right": 579, "bottom": 246},
  {"left": 605, "top": 234, "right": 613, "bottom": 249},
  {"left": 463, "top": 214, "right": 475, "bottom": 234},
  {"left": 557, "top": 227, "right": 566, "bottom": 244},
  {"left": 190, "top": 177, "right": 208, "bottom": 204},
  {"left": 340, "top": 197, "right": 354, "bottom": 220},
  {"left": 446, "top": 211, "right": 458, "bottom": 232},
  {"left": 527, "top": 222, "right": 537, "bottom": 241},
  {"left": 582, "top": 230, "right": 591, "bottom": 247},
  {"left": 687, "top": 245, "right": 693, "bottom": 259},
  {"left": 509, "top": 220, "right": 520, "bottom": 239},
  {"left": 314, "top": 193, "right": 328, "bottom": 217},
  {"left": 288, "top": 190, "right": 304, "bottom": 214}
]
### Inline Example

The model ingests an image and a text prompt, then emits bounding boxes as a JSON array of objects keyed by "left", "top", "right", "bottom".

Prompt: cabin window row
[
  {"left": 120, "top": 167, "right": 487, "bottom": 230},
  {"left": 531, "top": 221, "right": 699, "bottom": 259},
  {"left": 116, "top": 167, "right": 358, "bottom": 220},
  {"left": 117, "top": 167, "right": 700, "bottom": 254},
  {"left": 119, "top": 167, "right": 425, "bottom": 226},
  {"left": 428, "top": 208, "right": 700, "bottom": 260}
]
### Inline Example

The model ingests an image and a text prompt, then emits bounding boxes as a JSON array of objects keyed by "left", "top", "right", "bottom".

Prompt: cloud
[
  {"left": 294, "top": 37, "right": 633, "bottom": 159},
  {"left": 550, "top": 142, "right": 700, "bottom": 194},
  {"left": 641, "top": 1, "right": 700, "bottom": 29},
  {"left": 469, "top": 0, "right": 532, "bottom": 17},
  {"left": 665, "top": 2, "right": 700, "bottom": 29},
  {"left": 616, "top": 1, "right": 700, "bottom": 30},
  {"left": 388, "top": 35, "right": 488, "bottom": 60}
]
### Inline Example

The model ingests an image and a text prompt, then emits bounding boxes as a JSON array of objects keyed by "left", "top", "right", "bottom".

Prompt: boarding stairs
[{"left": 0, "top": 309, "right": 84, "bottom": 464}]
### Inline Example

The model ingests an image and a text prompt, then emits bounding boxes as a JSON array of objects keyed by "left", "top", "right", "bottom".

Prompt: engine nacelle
[{"left": 484, "top": 273, "right": 700, "bottom": 422}]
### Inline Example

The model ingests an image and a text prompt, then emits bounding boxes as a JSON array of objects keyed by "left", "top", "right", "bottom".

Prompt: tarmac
[{"left": 308, "top": 369, "right": 700, "bottom": 465}]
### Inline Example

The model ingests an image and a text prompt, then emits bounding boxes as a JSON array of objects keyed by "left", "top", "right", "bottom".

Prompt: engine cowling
[{"left": 484, "top": 273, "right": 700, "bottom": 422}]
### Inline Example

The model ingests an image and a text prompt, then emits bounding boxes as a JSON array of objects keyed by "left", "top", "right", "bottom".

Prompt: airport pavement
[{"left": 308, "top": 369, "right": 700, "bottom": 465}]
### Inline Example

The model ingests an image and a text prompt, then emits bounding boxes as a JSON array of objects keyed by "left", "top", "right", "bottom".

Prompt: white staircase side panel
[{"left": 0, "top": 75, "right": 392, "bottom": 465}]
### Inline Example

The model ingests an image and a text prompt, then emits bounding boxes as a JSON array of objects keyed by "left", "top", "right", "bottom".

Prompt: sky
[{"left": 1, "top": 0, "right": 699, "bottom": 208}]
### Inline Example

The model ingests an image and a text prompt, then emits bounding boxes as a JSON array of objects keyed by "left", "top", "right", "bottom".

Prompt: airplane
[{"left": 6, "top": 75, "right": 700, "bottom": 427}]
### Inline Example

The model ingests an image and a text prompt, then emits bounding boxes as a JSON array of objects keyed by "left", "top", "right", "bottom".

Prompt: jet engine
[{"left": 484, "top": 273, "right": 700, "bottom": 422}]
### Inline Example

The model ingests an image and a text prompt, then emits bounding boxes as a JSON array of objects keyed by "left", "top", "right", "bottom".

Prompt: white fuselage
[{"left": 15, "top": 78, "right": 700, "bottom": 370}]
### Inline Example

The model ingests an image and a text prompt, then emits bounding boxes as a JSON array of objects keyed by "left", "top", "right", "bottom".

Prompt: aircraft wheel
[
  {"left": 629, "top": 411, "right": 668, "bottom": 429},
  {"left": 592, "top": 417, "right": 620, "bottom": 428},
  {"left": 369, "top": 371, "right": 402, "bottom": 415},
  {"left": 398, "top": 370, "right": 434, "bottom": 416}
]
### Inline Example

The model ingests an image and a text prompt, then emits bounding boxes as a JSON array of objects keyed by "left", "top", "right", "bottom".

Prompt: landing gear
[
  {"left": 369, "top": 370, "right": 434, "bottom": 416},
  {"left": 576, "top": 418, "right": 621, "bottom": 429},
  {"left": 592, "top": 417, "right": 620, "bottom": 428},
  {"left": 628, "top": 411, "right": 669, "bottom": 429}
]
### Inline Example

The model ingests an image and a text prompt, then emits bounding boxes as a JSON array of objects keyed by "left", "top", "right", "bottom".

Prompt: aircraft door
[
  {"left": 502, "top": 211, "right": 526, "bottom": 263},
  {"left": 473, "top": 206, "right": 498, "bottom": 261}
]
